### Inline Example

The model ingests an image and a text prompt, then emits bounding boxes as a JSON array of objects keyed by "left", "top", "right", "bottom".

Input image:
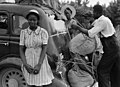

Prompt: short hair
[
  {"left": 26, "top": 12, "right": 40, "bottom": 20},
  {"left": 93, "top": 5, "right": 103, "bottom": 14}
]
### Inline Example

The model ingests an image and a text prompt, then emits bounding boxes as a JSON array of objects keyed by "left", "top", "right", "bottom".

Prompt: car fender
[{"left": 0, "top": 57, "right": 22, "bottom": 67}]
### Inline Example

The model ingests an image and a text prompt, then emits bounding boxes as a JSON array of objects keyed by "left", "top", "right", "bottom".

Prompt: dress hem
[{"left": 27, "top": 78, "right": 54, "bottom": 86}]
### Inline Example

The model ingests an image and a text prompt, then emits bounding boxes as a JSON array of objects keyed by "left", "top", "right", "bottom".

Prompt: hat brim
[{"left": 61, "top": 5, "right": 76, "bottom": 20}]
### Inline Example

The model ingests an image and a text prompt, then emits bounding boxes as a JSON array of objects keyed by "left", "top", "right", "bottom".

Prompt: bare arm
[
  {"left": 19, "top": 45, "right": 27, "bottom": 65},
  {"left": 19, "top": 30, "right": 34, "bottom": 74},
  {"left": 38, "top": 44, "right": 47, "bottom": 66},
  {"left": 20, "top": 45, "right": 34, "bottom": 74},
  {"left": 72, "top": 24, "right": 89, "bottom": 36},
  {"left": 33, "top": 44, "right": 48, "bottom": 74},
  {"left": 33, "top": 29, "right": 49, "bottom": 74}
]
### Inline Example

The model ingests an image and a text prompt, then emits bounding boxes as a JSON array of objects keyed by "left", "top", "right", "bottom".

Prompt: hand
[
  {"left": 24, "top": 64, "right": 34, "bottom": 74},
  {"left": 71, "top": 23, "right": 78, "bottom": 29},
  {"left": 33, "top": 64, "right": 41, "bottom": 74}
]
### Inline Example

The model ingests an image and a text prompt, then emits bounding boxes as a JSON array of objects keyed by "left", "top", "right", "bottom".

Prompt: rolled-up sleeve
[
  {"left": 88, "top": 20, "right": 106, "bottom": 38},
  {"left": 41, "top": 29, "right": 49, "bottom": 45},
  {"left": 19, "top": 30, "right": 25, "bottom": 46}
]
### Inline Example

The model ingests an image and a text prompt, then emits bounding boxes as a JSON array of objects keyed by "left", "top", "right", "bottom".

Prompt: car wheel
[{"left": 0, "top": 67, "right": 27, "bottom": 87}]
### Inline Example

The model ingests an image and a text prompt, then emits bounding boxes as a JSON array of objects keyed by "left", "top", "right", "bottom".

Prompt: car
[{"left": 0, "top": 2, "right": 67, "bottom": 87}]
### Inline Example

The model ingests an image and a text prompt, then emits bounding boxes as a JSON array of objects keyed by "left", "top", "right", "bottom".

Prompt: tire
[{"left": 0, "top": 67, "right": 27, "bottom": 87}]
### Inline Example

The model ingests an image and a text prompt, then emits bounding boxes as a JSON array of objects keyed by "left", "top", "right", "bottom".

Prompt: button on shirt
[{"left": 88, "top": 15, "right": 116, "bottom": 38}]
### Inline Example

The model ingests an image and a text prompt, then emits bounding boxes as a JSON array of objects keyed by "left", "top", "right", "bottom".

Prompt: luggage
[
  {"left": 69, "top": 33, "right": 96, "bottom": 56},
  {"left": 68, "top": 65, "right": 94, "bottom": 87}
]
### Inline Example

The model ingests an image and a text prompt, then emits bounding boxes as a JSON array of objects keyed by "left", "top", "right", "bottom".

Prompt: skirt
[{"left": 22, "top": 48, "right": 54, "bottom": 86}]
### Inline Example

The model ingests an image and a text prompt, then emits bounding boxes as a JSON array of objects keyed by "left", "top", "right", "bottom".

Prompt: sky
[
  {"left": 1, "top": 0, "right": 115, "bottom": 7},
  {"left": 59, "top": 0, "right": 115, "bottom": 7},
  {"left": 0, "top": 0, "right": 15, "bottom": 3}
]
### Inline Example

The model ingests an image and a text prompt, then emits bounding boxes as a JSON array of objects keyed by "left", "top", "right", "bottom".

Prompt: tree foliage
[
  {"left": 105, "top": 0, "right": 118, "bottom": 27},
  {"left": 82, "top": 0, "right": 89, "bottom": 7},
  {"left": 17, "top": 0, "right": 120, "bottom": 27}
]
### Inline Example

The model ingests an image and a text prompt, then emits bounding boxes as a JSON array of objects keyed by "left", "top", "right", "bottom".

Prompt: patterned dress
[{"left": 19, "top": 26, "right": 54, "bottom": 86}]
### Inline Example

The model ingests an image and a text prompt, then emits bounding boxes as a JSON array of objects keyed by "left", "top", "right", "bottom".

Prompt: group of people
[
  {"left": 70, "top": 4, "right": 120, "bottom": 87},
  {"left": 19, "top": 4, "right": 120, "bottom": 87}
]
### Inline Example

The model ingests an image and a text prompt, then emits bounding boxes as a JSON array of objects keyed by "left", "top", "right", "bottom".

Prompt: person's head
[
  {"left": 61, "top": 5, "right": 76, "bottom": 21},
  {"left": 64, "top": 7, "right": 72, "bottom": 20},
  {"left": 26, "top": 10, "right": 40, "bottom": 29},
  {"left": 93, "top": 5, "right": 103, "bottom": 19}
]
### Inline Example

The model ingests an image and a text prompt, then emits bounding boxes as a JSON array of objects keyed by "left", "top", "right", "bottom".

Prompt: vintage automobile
[{"left": 0, "top": 2, "right": 67, "bottom": 87}]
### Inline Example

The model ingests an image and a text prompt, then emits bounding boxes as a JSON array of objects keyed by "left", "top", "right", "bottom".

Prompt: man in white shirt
[{"left": 72, "top": 5, "right": 120, "bottom": 87}]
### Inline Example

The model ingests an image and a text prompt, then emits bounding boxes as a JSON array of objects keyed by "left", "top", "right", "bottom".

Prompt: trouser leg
[
  {"left": 110, "top": 55, "right": 120, "bottom": 87},
  {"left": 97, "top": 54, "right": 117, "bottom": 87}
]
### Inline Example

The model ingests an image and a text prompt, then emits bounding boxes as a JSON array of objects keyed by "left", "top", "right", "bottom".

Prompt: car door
[
  {"left": 9, "top": 14, "right": 28, "bottom": 56},
  {"left": 0, "top": 12, "right": 10, "bottom": 58}
]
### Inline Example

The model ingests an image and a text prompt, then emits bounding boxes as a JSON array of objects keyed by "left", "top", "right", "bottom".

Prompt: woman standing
[
  {"left": 19, "top": 10, "right": 54, "bottom": 87},
  {"left": 61, "top": 5, "right": 79, "bottom": 38}
]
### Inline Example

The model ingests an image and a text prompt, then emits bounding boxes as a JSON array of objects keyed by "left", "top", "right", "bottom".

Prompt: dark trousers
[{"left": 97, "top": 35, "right": 120, "bottom": 87}]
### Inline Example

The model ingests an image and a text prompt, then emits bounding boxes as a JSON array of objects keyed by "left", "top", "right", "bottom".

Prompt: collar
[
  {"left": 96, "top": 15, "right": 105, "bottom": 22},
  {"left": 27, "top": 26, "right": 41, "bottom": 35},
  {"left": 92, "top": 15, "right": 105, "bottom": 25},
  {"left": 97, "top": 15, "right": 104, "bottom": 20}
]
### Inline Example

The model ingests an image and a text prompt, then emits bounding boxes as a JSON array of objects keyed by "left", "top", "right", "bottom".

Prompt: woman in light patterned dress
[{"left": 19, "top": 10, "right": 54, "bottom": 87}]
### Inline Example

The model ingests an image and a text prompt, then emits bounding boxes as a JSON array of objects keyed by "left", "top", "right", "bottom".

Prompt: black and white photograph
[{"left": 0, "top": 0, "right": 120, "bottom": 87}]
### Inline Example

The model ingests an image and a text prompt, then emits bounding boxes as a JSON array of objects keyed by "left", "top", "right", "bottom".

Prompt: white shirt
[{"left": 88, "top": 15, "right": 116, "bottom": 38}]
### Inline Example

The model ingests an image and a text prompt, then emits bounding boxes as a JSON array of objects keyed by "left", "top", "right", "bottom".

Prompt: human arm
[
  {"left": 34, "top": 44, "right": 48, "bottom": 74},
  {"left": 71, "top": 23, "right": 89, "bottom": 36},
  {"left": 69, "top": 19, "right": 89, "bottom": 36},
  {"left": 19, "top": 30, "right": 33, "bottom": 74},
  {"left": 71, "top": 19, "right": 105, "bottom": 38},
  {"left": 19, "top": 30, "right": 27, "bottom": 65},
  {"left": 34, "top": 29, "right": 49, "bottom": 74},
  {"left": 19, "top": 46, "right": 27, "bottom": 65}
]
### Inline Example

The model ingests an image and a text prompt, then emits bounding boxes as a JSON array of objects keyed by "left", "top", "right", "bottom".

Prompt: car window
[
  {"left": 0, "top": 13, "right": 8, "bottom": 34},
  {"left": 13, "top": 15, "right": 29, "bottom": 35}
]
